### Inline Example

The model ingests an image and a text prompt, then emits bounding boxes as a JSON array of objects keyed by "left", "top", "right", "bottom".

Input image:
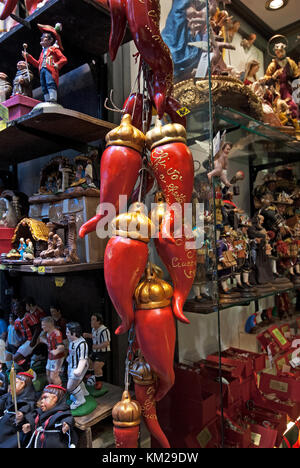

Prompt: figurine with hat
[
  {"left": 22, "top": 384, "right": 77, "bottom": 448},
  {"left": 265, "top": 35, "right": 300, "bottom": 131},
  {"left": 0, "top": 369, "right": 36, "bottom": 448},
  {"left": 23, "top": 23, "right": 67, "bottom": 104}
]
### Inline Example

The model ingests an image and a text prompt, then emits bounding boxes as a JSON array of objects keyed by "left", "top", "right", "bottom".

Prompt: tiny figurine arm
[
  {"left": 53, "top": 49, "right": 68, "bottom": 70},
  {"left": 73, "top": 359, "right": 88, "bottom": 377},
  {"left": 62, "top": 421, "right": 70, "bottom": 434},
  {"left": 51, "top": 344, "right": 65, "bottom": 357},
  {"left": 25, "top": 53, "right": 40, "bottom": 69},
  {"left": 93, "top": 341, "right": 109, "bottom": 351},
  {"left": 82, "top": 332, "right": 92, "bottom": 339}
]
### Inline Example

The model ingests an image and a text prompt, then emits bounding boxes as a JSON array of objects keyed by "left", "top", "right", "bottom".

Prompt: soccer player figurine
[
  {"left": 66, "top": 322, "right": 89, "bottom": 410},
  {"left": 39, "top": 317, "right": 65, "bottom": 386},
  {"left": 22, "top": 384, "right": 77, "bottom": 448},
  {"left": 83, "top": 313, "right": 111, "bottom": 390},
  {"left": 22, "top": 23, "right": 67, "bottom": 104}
]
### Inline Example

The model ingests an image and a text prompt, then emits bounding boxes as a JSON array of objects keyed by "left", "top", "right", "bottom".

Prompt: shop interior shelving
[
  {"left": 0, "top": 0, "right": 131, "bottom": 84},
  {"left": 0, "top": 106, "right": 115, "bottom": 167}
]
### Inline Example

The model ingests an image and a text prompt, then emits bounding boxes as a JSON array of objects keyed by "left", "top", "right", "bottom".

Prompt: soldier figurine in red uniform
[{"left": 22, "top": 23, "right": 67, "bottom": 103}]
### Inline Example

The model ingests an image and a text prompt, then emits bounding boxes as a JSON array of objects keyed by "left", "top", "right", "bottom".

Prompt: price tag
[
  {"left": 0, "top": 264, "right": 6, "bottom": 270},
  {"left": 38, "top": 266, "right": 46, "bottom": 275},
  {"left": 196, "top": 427, "right": 212, "bottom": 448},
  {"left": 251, "top": 432, "right": 261, "bottom": 447},
  {"left": 0, "top": 103, "right": 9, "bottom": 122},
  {"left": 0, "top": 121, "right": 7, "bottom": 132},
  {"left": 30, "top": 266, "right": 38, "bottom": 273},
  {"left": 55, "top": 277, "right": 66, "bottom": 288},
  {"left": 176, "top": 107, "right": 190, "bottom": 117}
]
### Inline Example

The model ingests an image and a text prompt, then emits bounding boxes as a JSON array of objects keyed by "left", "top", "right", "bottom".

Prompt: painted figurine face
[
  {"left": 12, "top": 378, "right": 25, "bottom": 396},
  {"left": 41, "top": 320, "right": 52, "bottom": 334},
  {"left": 91, "top": 315, "right": 101, "bottom": 330},
  {"left": 274, "top": 45, "right": 286, "bottom": 60},
  {"left": 39, "top": 392, "right": 58, "bottom": 412},
  {"left": 223, "top": 144, "right": 232, "bottom": 156},
  {"left": 17, "top": 61, "right": 27, "bottom": 71},
  {"left": 50, "top": 307, "right": 61, "bottom": 321},
  {"left": 40, "top": 33, "right": 53, "bottom": 49},
  {"left": 66, "top": 328, "right": 77, "bottom": 342}
]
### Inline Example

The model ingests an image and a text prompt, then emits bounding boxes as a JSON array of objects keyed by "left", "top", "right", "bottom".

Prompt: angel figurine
[{"left": 208, "top": 142, "right": 233, "bottom": 188}]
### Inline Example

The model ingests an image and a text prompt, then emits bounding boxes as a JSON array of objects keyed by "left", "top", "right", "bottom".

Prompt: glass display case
[{"left": 154, "top": 0, "right": 300, "bottom": 449}]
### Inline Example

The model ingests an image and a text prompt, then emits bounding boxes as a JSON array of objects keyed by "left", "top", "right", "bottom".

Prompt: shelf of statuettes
[
  {"left": 187, "top": 106, "right": 300, "bottom": 166},
  {"left": 0, "top": 0, "right": 132, "bottom": 82},
  {"left": 0, "top": 261, "right": 104, "bottom": 275},
  {"left": 0, "top": 106, "right": 115, "bottom": 166},
  {"left": 184, "top": 284, "right": 300, "bottom": 315}
]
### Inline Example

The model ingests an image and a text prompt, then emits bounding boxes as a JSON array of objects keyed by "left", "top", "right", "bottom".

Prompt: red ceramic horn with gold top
[
  {"left": 112, "top": 390, "right": 141, "bottom": 448},
  {"left": 134, "top": 266, "right": 176, "bottom": 402},
  {"left": 146, "top": 120, "right": 194, "bottom": 210},
  {"left": 130, "top": 356, "right": 170, "bottom": 448},
  {"left": 79, "top": 114, "right": 144, "bottom": 238},
  {"left": 104, "top": 203, "right": 154, "bottom": 335}
]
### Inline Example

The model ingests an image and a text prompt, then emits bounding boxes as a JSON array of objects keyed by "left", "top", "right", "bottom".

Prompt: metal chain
[{"left": 124, "top": 324, "right": 136, "bottom": 391}]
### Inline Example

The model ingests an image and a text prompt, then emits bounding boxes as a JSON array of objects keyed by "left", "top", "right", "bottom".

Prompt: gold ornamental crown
[
  {"left": 105, "top": 114, "right": 145, "bottom": 153},
  {"left": 112, "top": 390, "right": 141, "bottom": 428},
  {"left": 145, "top": 118, "right": 187, "bottom": 151},
  {"left": 111, "top": 202, "right": 154, "bottom": 243},
  {"left": 134, "top": 265, "right": 173, "bottom": 309},
  {"left": 150, "top": 192, "right": 168, "bottom": 229},
  {"left": 129, "top": 356, "right": 155, "bottom": 386}
]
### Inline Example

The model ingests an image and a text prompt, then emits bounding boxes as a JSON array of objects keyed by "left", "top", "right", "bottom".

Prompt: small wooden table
[{"left": 74, "top": 382, "right": 123, "bottom": 448}]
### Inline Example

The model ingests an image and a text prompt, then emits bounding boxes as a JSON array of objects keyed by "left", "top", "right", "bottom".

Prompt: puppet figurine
[
  {"left": 0, "top": 72, "right": 12, "bottom": 102},
  {"left": 66, "top": 322, "right": 89, "bottom": 410},
  {"left": 208, "top": 142, "right": 233, "bottom": 188},
  {"left": 12, "top": 61, "right": 34, "bottom": 97},
  {"left": 83, "top": 313, "right": 111, "bottom": 391},
  {"left": 244, "top": 59, "right": 260, "bottom": 86},
  {"left": 0, "top": 370, "right": 36, "bottom": 448},
  {"left": 265, "top": 37, "right": 300, "bottom": 130},
  {"left": 23, "top": 239, "right": 35, "bottom": 262},
  {"left": 22, "top": 384, "right": 77, "bottom": 448},
  {"left": 23, "top": 23, "right": 67, "bottom": 103},
  {"left": 39, "top": 317, "right": 65, "bottom": 386}
]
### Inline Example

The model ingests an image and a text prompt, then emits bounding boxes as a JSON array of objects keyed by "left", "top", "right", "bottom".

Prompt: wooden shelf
[
  {"left": 0, "top": 105, "right": 115, "bottom": 166},
  {"left": 0, "top": 0, "right": 131, "bottom": 83},
  {"left": 0, "top": 261, "right": 103, "bottom": 274}
]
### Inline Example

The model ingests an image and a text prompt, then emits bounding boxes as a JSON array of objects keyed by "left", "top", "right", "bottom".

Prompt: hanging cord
[{"left": 124, "top": 324, "right": 136, "bottom": 392}]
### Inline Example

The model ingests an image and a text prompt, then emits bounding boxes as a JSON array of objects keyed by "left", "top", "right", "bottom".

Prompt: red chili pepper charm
[
  {"left": 134, "top": 266, "right": 176, "bottom": 402},
  {"left": 108, "top": 0, "right": 127, "bottom": 62},
  {"left": 112, "top": 390, "right": 141, "bottom": 448},
  {"left": 155, "top": 210, "right": 197, "bottom": 324},
  {"left": 79, "top": 114, "right": 144, "bottom": 238},
  {"left": 130, "top": 356, "right": 170, "bottom": 448},
  {"left": 104, "top": 204, "right": 153, "bottom": 335},
  {"left": 146, "top": 119, "right": 194, "bottom": 209},
  {"left": 0, "top": 0, "right": 18, "bottom": 19}
]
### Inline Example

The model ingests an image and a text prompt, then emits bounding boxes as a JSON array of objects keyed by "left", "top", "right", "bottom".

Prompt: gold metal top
[
  {"left": 129, "top": 356, "right": 155, "bottom": 386},
  {"left": 145, "top": 118, "right": 187, "bottom": 151},
  {"left": 105, "top": 114, "right": 146, "bottom": 153},
  {"left": 111, "top": 202, "right": 154, "bottom": 243},
  {"left": 134, "top": 265, "right": 173, "bottom": 309},
  {"left": 112, "top": 390, "right": 141, "bottom": 428},
  {"left": 150, "top": 192, "right": 167, "bottom": 230}
]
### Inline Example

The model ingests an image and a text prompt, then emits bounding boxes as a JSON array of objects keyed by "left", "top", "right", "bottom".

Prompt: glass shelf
[
  {"left": 184, "top": 285, "right": 300, "bottom": 315},
  {"left": 187, "top": 105, "right": 300, "bottom": 170}
]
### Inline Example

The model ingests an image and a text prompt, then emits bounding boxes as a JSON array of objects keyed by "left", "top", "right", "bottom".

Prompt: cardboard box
[
  {"left": 207, "top": 348, "right": 266, "bottom": 377},
  {"left": 184, "top": 417, "right": 221, "bottom": 448},
  {"left": 156, "top": 364, "right": 218, "bottom": 436},
  {"left": 259, "top": 368, "right": 300, "bottom": 403},
  {"left": 0, "top": 227, "right": 14, "bottom": 254},
  {"left": 250, "top": 424, "right": 278, "bottom": 448}
]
